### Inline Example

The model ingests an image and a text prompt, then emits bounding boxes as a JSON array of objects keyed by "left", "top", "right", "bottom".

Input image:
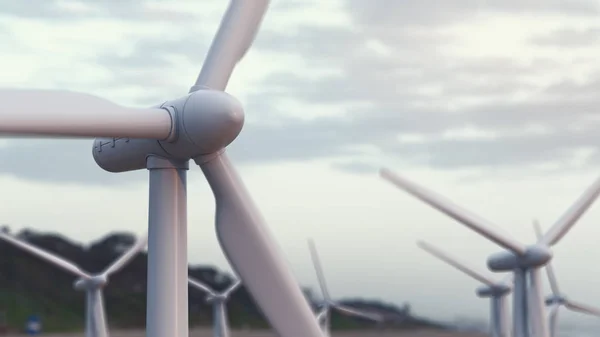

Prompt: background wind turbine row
[
  {"left": 380, "top": 167, "right": 600, "bottom": 337},
  {"left": 0, "top": 231, "right": 147, "bottom": 337}
]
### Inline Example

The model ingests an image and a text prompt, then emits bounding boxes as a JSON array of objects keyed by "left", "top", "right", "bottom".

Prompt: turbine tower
[
  {"left": 0, "top": 231, "right": 147, "bottom": 337},
  {"left": 188, "top": 277, "right": 241, "bottom": 337},
  {"left": 307, "top": 239, "right": 383, "bottom": 336},
  {"left": 0, "top": 1, "right": 328, "bottom": 336},
  {"left": 532, "top": 220, "right": 600, "bottom": 337},
  {"left": 417, "top": 240, "right": 512, "bottom": 337},
  {"left": 380, "top": 168, "right": 600, "bottom": 337}
]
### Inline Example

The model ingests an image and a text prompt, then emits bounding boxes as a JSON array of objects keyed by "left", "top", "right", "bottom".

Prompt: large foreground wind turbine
[
  {"left": 417, "top": 240, "right": 512, "bottom": 337},
  {"left": 380, "top": 168, "right": 600, "bottom": 337},
  {"left": 307, "top": 239, "right": 383, "bottom": 336},
  {"left": 0, "top": 1, "right": 326, "bottom": 336},
  {"left": 0, "top": 231, "right": 147, "bottom": 337},
  {"left": 188, "top": 277, "right": 241, "bottom": 337},
  {"left": 532, "top": 221, "right": 600, "bottom": 337}
]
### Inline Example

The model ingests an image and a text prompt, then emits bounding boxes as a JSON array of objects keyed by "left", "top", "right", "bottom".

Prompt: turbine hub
[
  {"left": 92, "top": 90, "right": 244, "bottom": 173},
  {"left": 89, "top": 274, "right": 108, "bottom": 287}
]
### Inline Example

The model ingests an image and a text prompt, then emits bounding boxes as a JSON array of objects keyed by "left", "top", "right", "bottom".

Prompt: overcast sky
[{"left": 3, "top": 0, "right": 600, "bottom": 330}]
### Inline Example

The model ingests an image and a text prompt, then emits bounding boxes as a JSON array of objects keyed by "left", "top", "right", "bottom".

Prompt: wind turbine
[
  {"left": 188, "top": 277, "right": 241, "bottom": 337},
  {"left": 417, "top": 240, "right": 512, "bottom": 337},
  {"left": 307, "top": 239, "right": 383, "bottom": 336},
  {"left": 532, "top": 220, "right": 600, "bottom": 337},
  {"left": 0, "top": 231, "right": 147, "bottom": 337},
  {"left": 379, "top": 168, "right": 600, "bottom": 337},
  {"left": 0, "top": 1, "right": 326, "bottom": 337}
]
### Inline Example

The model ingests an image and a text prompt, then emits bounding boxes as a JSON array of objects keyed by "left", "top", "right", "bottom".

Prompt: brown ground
[{"left": 3, "top": 328, "right": 488, "bottom": 337}]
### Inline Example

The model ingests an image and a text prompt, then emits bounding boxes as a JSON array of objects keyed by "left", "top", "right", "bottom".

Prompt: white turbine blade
[
  {"left": 540, "top": 175, "right": 600, "bottom": 246},
  {"left": 199, "top": 153, "right": 325, "bottom": 337},
  {"left": 533, "top": 220, "right": 561, "bottom": 295},
  {"left": 188, "top": 277, "right": 218, "bottom": 297},
  {"left": 307, "top": 238, "right": 332, "bottom": 302},
  {"left": 191, "top": 0, "right": 270, "bottom": 91},
  {"left": 417, "top": 240, "right": 497, "bottom": 286},
  {"left": 564, "top": 300, "right": 600, "bottom": 317},
  {"left": 222, "top": 279, "right": 242, "bottom": 298},
  {"left": 331, "top": 304, "right": 383, "bottom": 322},
  {"left": 0, "top": 89, "right": 173, "bottom": 139},
  {"left": 0, "top": 232, "right": 90, "bottom": 278},
  {"left": 100, "top": 233, "right": 148, "bottom": 277},
  {"left": 380, "top": 168, "right": 527, "bottom": 255}
]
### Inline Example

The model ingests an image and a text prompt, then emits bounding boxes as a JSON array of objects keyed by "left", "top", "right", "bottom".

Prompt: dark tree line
[{"left": 0, "top": 227, "right": 445, "bottom": 333}]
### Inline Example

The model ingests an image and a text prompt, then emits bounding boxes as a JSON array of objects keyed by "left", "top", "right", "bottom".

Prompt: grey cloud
[
  {"left": 3, "top": 1, "right": 600, "bottom": 186},
  {"left": 0, "top": 0, "right": 194, "bottom": 21},
  {"left": 331, "top": 162, "right": 379, "bottom": 175},
  {"left": 530, "top": 27, "right": 600, "bottom": 48},
  {"left": 256, "top": 23, "right": 552, "bottom": 108},
  {"left": 385, "top": 130, "right": 600, "bottom": 169},
  {"left": 332, "top": 125, "right": 600, "bottom": 179},
  {"left": 543, "top": 76, "right": 600, "bottom": 98},
  {"left": 95, "top": 35, "right": 210, "bottom": 70},
  {"left": 256, "top": 24, "right": 454, "bottom": 65},
  {"left": 343, "top": 0, "right": 599, "bottom": 28}
]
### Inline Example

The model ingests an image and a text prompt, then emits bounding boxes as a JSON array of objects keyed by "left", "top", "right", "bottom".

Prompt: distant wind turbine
[
  {"left": 188, "top": 277, "right": 241, "bottom": 337},
  {"left": 532, "top": 220, "right": 600, "bottom": 337},
  {"left": 0, "top": 231, "right": 147, "bottom": 337},
  {"left": 307, "top": 238, "right": 383, "bottom": 336},
  {"left": 380, "top": 167, "right": 600, "bottom": 337},
  {"left": 417, "top": 240, "right": 512, "bottom": 337}
]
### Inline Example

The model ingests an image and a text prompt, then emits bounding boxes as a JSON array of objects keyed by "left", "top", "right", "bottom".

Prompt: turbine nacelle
[
  {"left": 487, "top": 244, "right": 553, "bottom": 272},
  {"left": 475, "top": 284, "right": 511, "bottom": 298},
  {"left": 73, "top": 275, "right": 109, "bottom": 290},
  {"left": 545, "top": 295, "right": 567, "bottom": 306},
  {"left": 92, "top": 89, "right": 244, "bottom": 173},
  {"left": 206, "top": 294, "right": 228, "bottom": 303}
]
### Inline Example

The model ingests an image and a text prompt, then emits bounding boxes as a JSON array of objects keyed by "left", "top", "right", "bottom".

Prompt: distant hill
[{"left": 0, "top": 226, "right": 448, "bottom": 333}]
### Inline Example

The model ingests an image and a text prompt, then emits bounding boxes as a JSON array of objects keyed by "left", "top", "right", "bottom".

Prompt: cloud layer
[{"left": 1, "top": 0, "right": 600, "bottom": 185}]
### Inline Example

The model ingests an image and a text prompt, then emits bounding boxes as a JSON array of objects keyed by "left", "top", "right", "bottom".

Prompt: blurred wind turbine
[
  {"left": 307, "top": 239, "right": 383, "bottom": 336},
  {"left": 188, "top": 277, "right": 241, "bottom": 337},
  {"left": 417, "top": 240, "right": 512, "bottom": 337},
  {"left": 380, "top": 168, "right": 600, "bottom": 337},
  {"left": 532, "top": 220, "right": 600, "bottom": 337},
  {"left": 0, "top": 231, "right": 147, "bottom": 337}
]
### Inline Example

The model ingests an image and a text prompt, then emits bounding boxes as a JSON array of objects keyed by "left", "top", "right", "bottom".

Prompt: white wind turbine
[
  {"left": 0, "top": 1, "right": 326, "bottom": 337},
  {"left": 0, "top": 231, "right": 147, "bottom": 337},
  {"left": 417, "top": 240, "right": 512, "bottom": 337},
  {"left": 532, "top": 220, "right": 600, "bottom": 337},
  {"left": 380, "top": 168, "right": 600, "bottom": 337},
  {"left": 307, "top": 239, "right": 383, "bottom": 336},
  {"left": 188, "top": 277, "right": 241, "bottom": 337}
]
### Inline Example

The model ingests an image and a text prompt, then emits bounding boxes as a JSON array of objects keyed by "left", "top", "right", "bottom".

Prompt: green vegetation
[{"left": 0, "top": 227, "right": 447, "bottom": 333}]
